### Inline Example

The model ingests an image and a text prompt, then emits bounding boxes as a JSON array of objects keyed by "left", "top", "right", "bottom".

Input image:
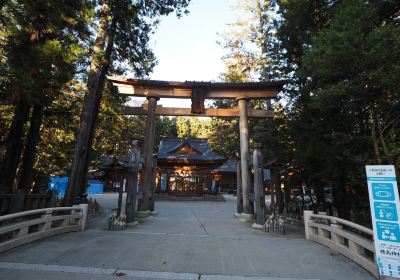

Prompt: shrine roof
[
  {"left": 157, "top": 138, "right": 226, "bottom": 163},
  {"left": 99, "top": 156, "right": 139, "bottom": 170},
  {"left": 212, "top": 160, "right": 237, "bottom": 173},
  {"left": 212, "top": 159, "right": 271, "bottom": 181}
]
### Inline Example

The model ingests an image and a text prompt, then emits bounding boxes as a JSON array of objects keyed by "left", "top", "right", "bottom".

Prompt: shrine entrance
[
  {"left": 109, "top": 78, "right": 284, "bottom": 223},
  {"left": 156, "top": 137, "right": 226, "bottom": 197}
]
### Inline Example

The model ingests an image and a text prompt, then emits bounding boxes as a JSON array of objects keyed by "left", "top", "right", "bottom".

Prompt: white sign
[{"left": 366, "top": 165, "right": 400, "bottom": 278}]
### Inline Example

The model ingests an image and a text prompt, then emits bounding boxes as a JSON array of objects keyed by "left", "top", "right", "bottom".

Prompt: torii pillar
[
  {"left": 138, "top": 93, "right": 159, "bottom": 214},
  {"left": 237, "top": 97, "right": 255, "bottom": 221}
]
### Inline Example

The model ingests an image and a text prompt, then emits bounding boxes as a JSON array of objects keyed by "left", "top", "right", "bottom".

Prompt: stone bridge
[{"left": 0, "top": 194, "right": 374, "bottom": 280}]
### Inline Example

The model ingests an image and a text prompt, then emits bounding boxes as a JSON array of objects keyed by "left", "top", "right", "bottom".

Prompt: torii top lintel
[{"left": 109, "top": 77, "right": 285, "bottom": 100}]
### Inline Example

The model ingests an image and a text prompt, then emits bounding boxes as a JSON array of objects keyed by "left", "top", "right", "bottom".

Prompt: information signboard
[{"left": 366, "top": 165, "right": 400, "bottom": 278}]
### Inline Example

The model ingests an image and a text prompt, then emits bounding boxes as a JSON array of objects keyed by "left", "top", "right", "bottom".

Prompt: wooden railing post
[
  {"left": 330, "top": 222, "right": 345, "bottom": 245},
  {"left": 14, "top": 226, "right": 29, "bottom": 239},
  {"left": 79, "top": 204, "right": 89, "bottom": 230},
  {"left": 305, "top": 212, "right": 378, "bottom": 278},
  {"left": 0, "top": 207, "right": 87, "bottom": 253},
  {"left": 303, "top": 210, "right": 313, "bottom": 240}
]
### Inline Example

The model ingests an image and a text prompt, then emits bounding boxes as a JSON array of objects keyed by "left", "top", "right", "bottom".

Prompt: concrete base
[
  {"left": 238, "top": 213, "right": 255, "bottom": 223},
  {"left": 150, "top": 211, "right": 157, "bottom": 216},
  {"left": 251, "top": 223, "right": 265, "bottom": 230},
  {"left": 135, "top": 216, "right": 153, "bottom": 222},
  {"left": 135, "top": 210, "right": 151, "bottom": 218},
  {"left": 234, "top": 212, "right": 241, "bottom": 218},
  {"left": 135, "top": 210, "right": 152, "bottom": 222},
  {"left": 125, "top": 221, "right": 139, "bottom": 228}
]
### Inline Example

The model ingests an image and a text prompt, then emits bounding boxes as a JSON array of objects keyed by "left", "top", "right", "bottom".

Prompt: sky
[
  {"left": 130, "top": 0, "right": 237, "bottom": 108},
  {"left": 149, "top": 0, "right": 236, "bottom": 82}
]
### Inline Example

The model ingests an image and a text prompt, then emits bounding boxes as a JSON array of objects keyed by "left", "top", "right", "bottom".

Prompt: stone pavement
[{"left": 0, "top": 194, "right": 375, "bottom": 280}]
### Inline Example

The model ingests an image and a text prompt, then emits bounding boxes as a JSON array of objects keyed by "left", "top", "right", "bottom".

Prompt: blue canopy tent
[{"left": 49, "top": 176, "right": 104, "bottom": 198}]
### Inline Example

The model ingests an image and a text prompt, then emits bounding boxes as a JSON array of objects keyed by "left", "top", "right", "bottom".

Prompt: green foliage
[
  {"left": 265, "top": 0, "right": 400, "bottom": 221},
  {"left": 0, "top": 0, "right": 192, "bottom": 192},
  {"left": 0, "top": 105, "right": 13, "bottom": 160},
  {"left": 176, "top": 117, "right": 211, "bottom": 139},
  {"left": 1, "top": 0, "right": 92, "bottom": 104}
]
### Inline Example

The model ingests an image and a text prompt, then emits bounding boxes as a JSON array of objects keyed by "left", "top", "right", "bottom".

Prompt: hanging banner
[{"left": 366, "top": 165, "right": 400, "bottom": 278}]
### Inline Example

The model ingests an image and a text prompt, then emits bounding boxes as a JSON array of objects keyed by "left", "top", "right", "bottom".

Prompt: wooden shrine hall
[
  {"left": 109, "top": 77, "right": 285, "bottom": 220},
  {"left": 156, "top": 138, "right": 226, "bottom": 196}
]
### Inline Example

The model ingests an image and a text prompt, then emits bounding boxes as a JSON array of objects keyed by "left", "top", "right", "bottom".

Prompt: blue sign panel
[
  {"left": 374, "top": 202, "right": 398, "bottom": 222},
  {"left": 372, "top": 182, "right": 396, "bottom": 201},
  {"left": 376, "top": 222, "right": 400, "bottom": 243},
  {"left": 366, "top": 165, "right": 400, "bottom": 278}
]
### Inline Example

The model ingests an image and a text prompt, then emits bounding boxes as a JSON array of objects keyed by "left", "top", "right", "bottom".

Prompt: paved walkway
[{"left": 0, "top": 194, "right": 374, "bottom": 280}]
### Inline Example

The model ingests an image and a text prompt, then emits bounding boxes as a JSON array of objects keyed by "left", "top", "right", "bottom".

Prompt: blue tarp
[{"left": 48, "top": 176, "right": 104, "bottom": 198}]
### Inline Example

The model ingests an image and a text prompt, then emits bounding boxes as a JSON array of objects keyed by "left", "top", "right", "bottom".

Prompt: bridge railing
[
  {"left": 0, "top": 204, "right": 88, "bottom": 253},
  {"left": 303, "top": 210, "right": 377, "bottom": 278}
]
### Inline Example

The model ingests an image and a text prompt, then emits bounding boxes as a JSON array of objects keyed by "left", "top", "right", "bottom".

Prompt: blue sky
[
  {"left": 149, "top": 0, "right": 236, "bottom": 82},
  {"left": 130, "top": 0, "right": 236, "bottom": 108}
]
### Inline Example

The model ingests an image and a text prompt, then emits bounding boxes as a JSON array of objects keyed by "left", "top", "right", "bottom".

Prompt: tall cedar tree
[
  {"left": 0, "top": 0, "right": 91, "bottom": 193},
  {"left": 270, "top": 0, "right": 400, "bottom": 221},
  {"left": 64, "top": 0, "right": 190, "bottom": 205}
]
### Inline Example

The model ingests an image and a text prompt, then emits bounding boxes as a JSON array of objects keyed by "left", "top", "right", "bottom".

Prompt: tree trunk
[
  {"left": 371, "top": 108, "right": 382, "bottom": 164},
  {"left": 313, "top": 179, "right": 326, "bottom": 211},
  {"left": 18, "top": 105, "right": 44, "bottom": 191},
  {"left": 0, "top": 100, "right": 30, "bottom": 193},
  {"left": 332, "top": 175, "right": 350, "bottom": 220},
  {"left": 375, "top": 110, "right": 390, "bottom": 162},
  {"left": 64, "top": 3, "right": 116, "bottom": 206}
]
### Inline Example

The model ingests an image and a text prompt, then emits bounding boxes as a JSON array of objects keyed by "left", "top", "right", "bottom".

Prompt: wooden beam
[
  {"left": 122, "top": 106, "right": 274, "bottom": 118},
  {"left": 114, "top": 85, "right": 278, "bottom": 99}
]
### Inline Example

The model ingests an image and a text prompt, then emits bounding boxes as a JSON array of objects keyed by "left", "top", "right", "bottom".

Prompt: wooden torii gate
[{"left": 109, "top": 78, "right": 284, "bottom": 219}]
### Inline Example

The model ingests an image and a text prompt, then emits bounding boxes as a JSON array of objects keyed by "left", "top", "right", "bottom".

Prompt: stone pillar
[
  {"left": 138, "top": 94, "right": 159, "bottom": 212},
  {"left": 236, "top": 159, "right": 243, "bottom": 215},
  {"left": 237, "top": 97, "right": 254, "bottom": 216},
  {"left": 253, "top": 143, "right": 266, "bottom": 225}
]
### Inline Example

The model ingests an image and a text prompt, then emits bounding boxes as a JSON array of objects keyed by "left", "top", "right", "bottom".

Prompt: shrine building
[{"left": 155, "top": 138, "right": 226, "bottom": 196}]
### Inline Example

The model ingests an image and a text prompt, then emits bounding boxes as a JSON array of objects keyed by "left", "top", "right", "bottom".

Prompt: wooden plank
[
  {"left": 122, "top": 106, "right": 274, "bottom": 118},
  {"left": 114, "top": 85, "right": 278, "bottom": 99}
]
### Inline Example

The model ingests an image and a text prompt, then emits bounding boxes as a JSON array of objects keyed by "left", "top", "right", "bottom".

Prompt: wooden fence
[
  {"left": 0, "top": 205, "right": 88, "bottom": 253},
  {"left": 0, "top": 191, "right": 58, "bottom": 215},
  {"left": 303, "top": 210, "right": 377, "bottom": 278}
]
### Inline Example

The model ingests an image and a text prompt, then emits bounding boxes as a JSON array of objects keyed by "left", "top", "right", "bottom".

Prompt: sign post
[{"left": 366, "top": 165, "right": 400, "bottom": 279}]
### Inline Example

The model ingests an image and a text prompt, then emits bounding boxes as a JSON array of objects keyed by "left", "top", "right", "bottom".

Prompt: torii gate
[{"left": 109, "top": 78, "right": 284, "bottom": 220}]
